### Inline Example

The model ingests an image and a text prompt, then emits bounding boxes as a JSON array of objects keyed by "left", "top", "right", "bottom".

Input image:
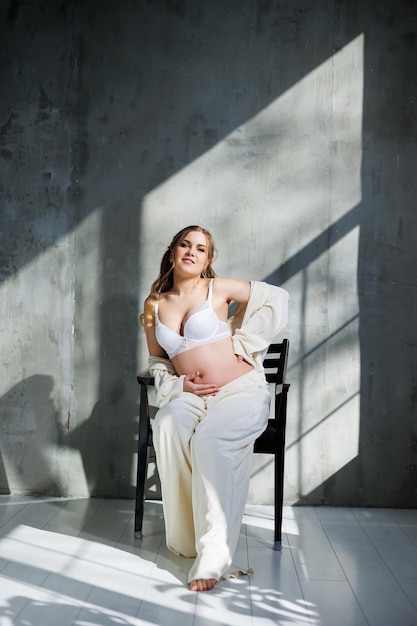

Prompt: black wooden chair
[{"left": 135, "top": 338, "right": 290, "bottom": 550}]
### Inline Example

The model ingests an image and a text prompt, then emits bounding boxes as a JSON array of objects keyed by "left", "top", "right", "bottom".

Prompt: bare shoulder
[
  {"left": 213, "top": 277, "right": 251, "bottom": 303},
  {"left": 156, "top": 289, "right": 175, "bottom": 303}
]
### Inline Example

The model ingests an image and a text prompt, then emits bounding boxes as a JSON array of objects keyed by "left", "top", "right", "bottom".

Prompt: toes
[{"left": 189, "top": 578, "right": 217, "bottom": 592}]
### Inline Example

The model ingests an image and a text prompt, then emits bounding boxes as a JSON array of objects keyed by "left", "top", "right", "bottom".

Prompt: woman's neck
[{"left": 171, "top": 275, "right": 206, "bottom": 297}]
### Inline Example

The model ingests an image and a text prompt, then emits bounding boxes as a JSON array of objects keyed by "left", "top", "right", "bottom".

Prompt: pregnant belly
[{"left": 172, "top": 338, "right": 254, "bottom": 387}]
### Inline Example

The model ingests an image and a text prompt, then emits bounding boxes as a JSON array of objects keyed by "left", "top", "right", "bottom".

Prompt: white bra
[{"left": 155, "top": 279, "right": 231, "bottom": 358}]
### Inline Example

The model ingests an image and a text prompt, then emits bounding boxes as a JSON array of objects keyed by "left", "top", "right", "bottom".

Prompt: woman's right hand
[{"left": 183, "top": 372, "right": 219, "bottom": 396}]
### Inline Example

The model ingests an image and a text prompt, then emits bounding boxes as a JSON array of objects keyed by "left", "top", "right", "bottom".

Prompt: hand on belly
[{"left": 183, "top": 371, "right": 219, "bottom": 396}]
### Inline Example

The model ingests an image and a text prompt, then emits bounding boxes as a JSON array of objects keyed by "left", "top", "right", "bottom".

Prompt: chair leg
[
  {"left": 134, "top": 438, "right": 148, "bottom": 539},
  {"left": 134, "top": 383, "right": 150, "bottom": 539},
  {"left": 274, "top": 449, "right": 283, "bottom": 551},
  {"left": 274, "top": 387, "right": 288, "bottom": 550}
]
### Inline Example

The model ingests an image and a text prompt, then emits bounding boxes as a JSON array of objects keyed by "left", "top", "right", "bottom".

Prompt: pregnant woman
[{"left": 140, "top": 225, "right": 289, "bottom": 591}]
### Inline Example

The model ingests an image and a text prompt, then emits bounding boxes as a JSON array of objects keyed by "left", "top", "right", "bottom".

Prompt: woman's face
[{"left": 173, "top": 230, "right": 209, "bottom": 276}]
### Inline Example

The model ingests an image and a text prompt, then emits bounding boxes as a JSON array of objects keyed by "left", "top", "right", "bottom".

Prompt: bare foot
[{"left": 189, "top": 578, "right": 217, "bottom": 592}]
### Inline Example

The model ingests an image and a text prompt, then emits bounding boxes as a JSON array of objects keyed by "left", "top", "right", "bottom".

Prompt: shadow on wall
[{"left": 0, "top": 375, "right": 60, "bottom": 495}]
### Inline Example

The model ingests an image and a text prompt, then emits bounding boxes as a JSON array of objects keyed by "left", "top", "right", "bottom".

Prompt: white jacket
[{"left": 148, "top": 281, "right": 290, "bottom": 407}]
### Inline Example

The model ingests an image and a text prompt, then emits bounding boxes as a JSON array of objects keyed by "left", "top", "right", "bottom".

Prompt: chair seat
[{"left": 253, "top": 420, "right": 279, "bottom": 453}]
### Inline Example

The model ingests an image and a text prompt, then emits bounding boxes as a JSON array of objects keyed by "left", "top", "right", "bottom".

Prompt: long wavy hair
[{"left": 140, "top": 225, "right": 217, "bottom": 329}]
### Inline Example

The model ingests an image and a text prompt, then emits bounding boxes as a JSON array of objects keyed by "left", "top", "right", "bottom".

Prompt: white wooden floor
[{"left": 1, "top": 497, "right": 417, "bottom": 626}]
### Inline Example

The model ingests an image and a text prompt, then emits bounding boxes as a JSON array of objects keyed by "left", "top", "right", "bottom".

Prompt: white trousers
[{"left": 152, "top": 369, "right": 270, "bottom": 582}]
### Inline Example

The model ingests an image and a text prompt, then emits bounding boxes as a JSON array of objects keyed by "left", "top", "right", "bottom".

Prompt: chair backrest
[
  {"left": 253, "top": 339, "right": 290, "bottom": 455},
  {"left": 262, "top": 340, "right": 289, "bottom": 387}
]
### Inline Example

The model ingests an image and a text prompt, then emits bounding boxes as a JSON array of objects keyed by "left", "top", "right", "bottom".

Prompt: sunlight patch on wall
[
  {"left": 140, "top": 35, "right": 364, "bottom": 503},
  {"left": 0, "top": 236, "right": 74, "bottom": 405},
  {"left": 0, "top": 209, "right": 102, "bottom": 495},
  {"left": 70, "top": 208, "right": 103, "bottom": 420},
  {"left": 140, "top": 34, "right": 364, "bottom": 281},
  {"left": 0, "top": 209, "right": 102, "bottom": 416}
]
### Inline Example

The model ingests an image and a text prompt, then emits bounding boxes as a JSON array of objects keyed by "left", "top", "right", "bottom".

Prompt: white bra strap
[{"left": 208, "top": 278, "right": 214, "bottom": 301}]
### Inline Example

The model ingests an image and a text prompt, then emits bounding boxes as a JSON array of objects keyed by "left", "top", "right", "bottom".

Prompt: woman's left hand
[{"left": 183, "top": 371, "right": 219, "bottom": 396}]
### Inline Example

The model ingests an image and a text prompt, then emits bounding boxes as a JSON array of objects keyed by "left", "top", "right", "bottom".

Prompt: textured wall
[{"left": 0, "top": 0, "right": 416, "bottom": 506}]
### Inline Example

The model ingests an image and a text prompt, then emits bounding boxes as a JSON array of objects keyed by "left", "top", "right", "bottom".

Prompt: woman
[{"left": 141, "top": 225, "right": 289, "bottom": 592}]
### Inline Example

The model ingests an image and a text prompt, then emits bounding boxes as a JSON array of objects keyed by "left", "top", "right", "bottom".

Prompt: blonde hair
[{"left": 140, "top": 225, "right": 217, "bottom": 329}]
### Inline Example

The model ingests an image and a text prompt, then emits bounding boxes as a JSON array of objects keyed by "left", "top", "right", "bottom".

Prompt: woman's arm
[
  {"left": 145, "top": 322, "right": 168, "bottom": 359},
  {"left": 231, "top": 281, "right": 290, "bottom": 366},
  {"left": 213, "top": 277, "right": 251, "bottom": 305},
  {"left": 143, "top": 297, "right": 168, "bottom": 358},
  {"left": 142, "top": 299, "right": 183, "bottom": 407}
]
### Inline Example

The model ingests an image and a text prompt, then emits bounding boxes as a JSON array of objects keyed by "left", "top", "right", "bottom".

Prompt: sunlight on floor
[{"left": 2, "top": 497, "right": 417, "bottom": 625}]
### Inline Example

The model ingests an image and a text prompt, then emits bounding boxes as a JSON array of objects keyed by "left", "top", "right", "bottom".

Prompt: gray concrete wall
[{"left": 0, "top": 0, "right": 416, "bottom": 506}]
